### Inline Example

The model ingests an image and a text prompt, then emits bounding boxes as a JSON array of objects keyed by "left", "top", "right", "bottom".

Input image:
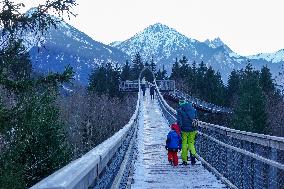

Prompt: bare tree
[{"left": 58, "top": 88, "right": 137, "bottom": 158}]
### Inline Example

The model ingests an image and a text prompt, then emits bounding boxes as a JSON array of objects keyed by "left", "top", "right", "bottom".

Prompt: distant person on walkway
[
  {"left": 150, "top": 84, "right": 155, "bottom": 100},
  {"left": 165, "top": 123, "right": 182, "bottom": 166},
  {"left": 177, "top": 97, "right": 198, "bottom": 165},
  {"left": 141, "top": 77, "right": 146, "bottom": 97}
]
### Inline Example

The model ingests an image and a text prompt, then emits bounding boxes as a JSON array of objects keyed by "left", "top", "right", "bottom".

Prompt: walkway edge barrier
[
  {"left": 30, "top": 90, "right": 141, "bottom": 189},
  {"left": 155, "top": 81, "right": 284, "bottom": 150},
  {"left": 110, "top": 117, "right": 138, "bottom": 189},
  {"left": 157, "top": 80, "right": 284, "bottom": 188}
]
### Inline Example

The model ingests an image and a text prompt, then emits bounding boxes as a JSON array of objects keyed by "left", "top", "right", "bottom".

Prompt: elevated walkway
[
  {"left": 131, "top": 91, "right": 227, "bottom": 188},
  {"left": 30, "top": 78, "right": 284, "bottom": 189}
]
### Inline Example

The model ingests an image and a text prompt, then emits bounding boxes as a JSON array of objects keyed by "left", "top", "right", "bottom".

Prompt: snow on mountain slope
[
  {"left": 110, "top": 23, "right": 246, "bottom": 81},
  {"left": 110, "top": 23, "right": 203, "bottom": 59},
  {"left": 21, "top": 9, "right": 129, "bottom": 85},
  {"left": 110, "top": 23, "right": 214, "bottom": 72},
  {"left": 248, "top": 49, "right": 284, "bottom": 63}
]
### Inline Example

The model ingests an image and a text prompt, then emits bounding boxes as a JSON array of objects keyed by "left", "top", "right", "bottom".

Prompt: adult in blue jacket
[{"left": 176, "top": 98, "right": 198, "bottom": 165}]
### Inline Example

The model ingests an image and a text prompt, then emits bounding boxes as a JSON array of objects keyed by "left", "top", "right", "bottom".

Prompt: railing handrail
[
  {"left": 175, "top": 89, "right": 233, "bottom": 113},
  {"left": 198, "top": 121, "right": 284, "bottom": 150},
  {"left": 31, "top": 88, "right": 141, "bottom": 189}
]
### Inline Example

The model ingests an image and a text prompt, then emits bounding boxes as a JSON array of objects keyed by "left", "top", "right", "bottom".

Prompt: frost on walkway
[{"left": 131, "top": 92, "right": 227, "bottom": 189}]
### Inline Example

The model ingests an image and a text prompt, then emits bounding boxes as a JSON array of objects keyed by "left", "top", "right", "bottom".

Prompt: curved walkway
[{"left": 131, "top": 91, "right": 227, "bottom": 189}]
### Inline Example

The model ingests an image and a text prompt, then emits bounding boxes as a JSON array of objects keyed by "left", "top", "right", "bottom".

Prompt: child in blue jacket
[{"left": 165, "top": 123, "right": 182, "bottom": 166}]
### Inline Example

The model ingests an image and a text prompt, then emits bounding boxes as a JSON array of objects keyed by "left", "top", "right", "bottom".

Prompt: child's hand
[
  {"left": 165, "top": 146, "right": 168, "bottom": 150},
  {"left": 178, "top": 148, "right": 181, "bottom": 152}
]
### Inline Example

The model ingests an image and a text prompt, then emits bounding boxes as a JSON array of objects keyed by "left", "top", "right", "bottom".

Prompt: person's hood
[
  {"left": 180, "top": 102, "right": 192, "bottom": 110},
  {"left": 171, "top": 123, "right": 180, "bottom": 135},
  {"left": 179, "top": 97, "right": 186, "bottom": 106},
  {"left": 180, "top": 102, "right": 195, "bottom": 119}
]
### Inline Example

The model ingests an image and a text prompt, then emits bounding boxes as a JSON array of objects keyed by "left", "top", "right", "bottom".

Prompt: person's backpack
[{"left": 181, "top": 107, "right": 199, "bottom": 130}]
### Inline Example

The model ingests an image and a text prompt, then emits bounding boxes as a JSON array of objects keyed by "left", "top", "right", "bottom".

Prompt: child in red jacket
[{"left": 165, "top": 123, "right": 182, "bottom": 166}]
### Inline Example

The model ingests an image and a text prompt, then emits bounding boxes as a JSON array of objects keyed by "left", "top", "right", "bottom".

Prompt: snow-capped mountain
[
  {"left": 110, "top": 23, "right": 213, "bottom": 73},
  {"left": 25, "top": 11, "right": 128, "bottom": 85},
  {"left": 110, "top": 23, "right": 284, "bottom": 83},
  {"left": 110, "top": 23, "right": 247, "bottom": 81}
]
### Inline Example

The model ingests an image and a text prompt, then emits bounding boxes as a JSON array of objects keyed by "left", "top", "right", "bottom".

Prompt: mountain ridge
[
  {"left": 23, "top": 13, "right": 129, "bottom": 85},
  {"left": 110, "top": 23, "right": 284, "bottom": 83}
]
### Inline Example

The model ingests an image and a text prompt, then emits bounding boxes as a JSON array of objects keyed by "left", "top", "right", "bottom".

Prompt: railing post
[
  {"left": 253, "top": 145, "right": 265, "bottom": 188},
  {"left": 226, "top": 137, "right": 233, "bottom": 182},
  {"left": 242, "top": 141, "right": 254, "bottom": 189},
  {"left": 268, "top": 148, "right": 278, "bottom": 189}
]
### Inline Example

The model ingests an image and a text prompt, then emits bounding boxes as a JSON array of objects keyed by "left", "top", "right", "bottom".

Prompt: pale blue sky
[{"left": 14, "top": 0, "right": 284, "bottom": 56}]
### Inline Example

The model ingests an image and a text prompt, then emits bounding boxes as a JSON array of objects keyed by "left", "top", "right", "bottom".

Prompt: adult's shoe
[{"left": 190, "top": 156, "right": 196, "bottom": 165}]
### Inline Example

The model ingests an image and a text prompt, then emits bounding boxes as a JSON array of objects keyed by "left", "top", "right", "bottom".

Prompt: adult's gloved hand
[{"left": 165, "top": 146, "right": 168, "bottom": 150}]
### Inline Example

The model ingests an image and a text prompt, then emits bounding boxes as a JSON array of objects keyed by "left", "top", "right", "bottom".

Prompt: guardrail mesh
[{"left": 156, "top": 90, "right": 284, "bottom": 189}]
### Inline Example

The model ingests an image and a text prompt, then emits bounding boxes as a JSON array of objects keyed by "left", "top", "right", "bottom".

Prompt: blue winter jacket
[
  {"left": 166, "top": 130, "right": 182, "bottom": 151},
  {"left": 176, "top": 102, "right": 197, "bottom": 132}
]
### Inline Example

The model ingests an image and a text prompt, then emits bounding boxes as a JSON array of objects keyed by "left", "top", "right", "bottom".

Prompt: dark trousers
[{"left": 168, "top": 150, "right": 178, "bottom": 166}]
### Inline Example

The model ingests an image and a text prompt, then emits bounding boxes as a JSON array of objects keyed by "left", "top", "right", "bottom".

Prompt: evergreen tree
[
  {"left": 88, "top": 66, "right": 108, "bottom": 95},
  {"left": 196, "top": 61, "right": 208, "bottom": 97},
  {"left": 190, "top": 60, "right": 198, "bottom": 94},
  {"left": 197, "top": 61, "right": 207, "bottom": 77},
  {"left": 227, "top": 70, "right": 240, "bottom": 106},
  {"left": 156, "top": 65, "right": 167, "bottom": 80},
  {"left": 202, "top": 67, "right": 225, "bottom": 105},
  {"left": 214, "top": 71, "right": 226, "bottom": 105},
  {"left": 88, "top": 63, "right": 122, "bottom": 98},
  {"left": 192, "top": 60, "right": 197, "bottom": 75},
  {"left": 232, "top": 64, "right": 267, "bottom": 133},
  {"left": 260, "top": 66, "right": 275, "bottom": 95},
  {"left": 106, "top": 63, "right": 120, "bottom": 97},
  {"left": 0, "top": 88, "right": 71, "bottom": 188},
  {"left": 150, "top": 57, "right": 156, "bottom": 73},
  {"left": 179, "top": 56, "right": 189, "bottom": 79},
  {"left": 0, "top": 1, "right": 77, "bottom": 188},
  {"left": 171, "top": 58, "right": 180, "bottom": 80},
  {"left": 131, "top": 52, "right": 144, "bottom": 79},
  {"left": 142, "top": 61, "right": 154, "bottom": 82},
  {"left": 121, "top": 60, "right": 131, "bottom": 81},
  {"left": 203, "top": 66, "right": 216, "bottom": 102}
]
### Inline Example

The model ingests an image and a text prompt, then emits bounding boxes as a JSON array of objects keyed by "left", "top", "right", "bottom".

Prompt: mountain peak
[
  {"left": 204, "top": 37, "right": 225, "bottom": 48},
  {"left": 204, "top": 37, "right": 233, "bottom": 54},
  {"left": 141, "top": 23, "right": 178, "bottom": 36},
  {"left": 146, "top": 23, "right": 171, "bottom": 31},
  {"left": 109, "top": 22, "right": 198, "bottom": 61}
]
